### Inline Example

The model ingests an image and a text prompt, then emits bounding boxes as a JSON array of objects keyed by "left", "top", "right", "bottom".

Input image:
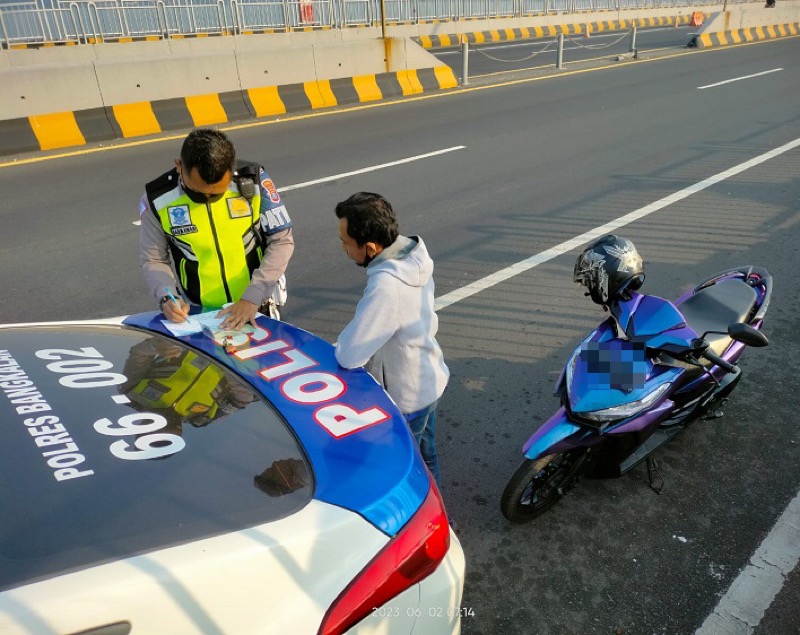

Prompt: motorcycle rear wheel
[{"left": 500, "top": 450, "right": 588, "bottom": 522}]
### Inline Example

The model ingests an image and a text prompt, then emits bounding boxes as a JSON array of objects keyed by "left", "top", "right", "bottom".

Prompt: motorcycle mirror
[{"left": 728, "top": 323, "right": 769, "bottom": 347}]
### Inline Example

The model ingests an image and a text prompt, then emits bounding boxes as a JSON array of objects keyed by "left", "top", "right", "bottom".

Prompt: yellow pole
[{"left": 381, "top": 0, "right": 390, "bottom": 73}]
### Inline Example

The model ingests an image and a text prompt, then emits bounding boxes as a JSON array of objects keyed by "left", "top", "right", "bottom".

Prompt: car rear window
[{"left": 0, "top": 325, "right": 313, "bottom": 591}]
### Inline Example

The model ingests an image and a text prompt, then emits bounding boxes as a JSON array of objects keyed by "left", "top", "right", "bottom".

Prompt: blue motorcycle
[{"left": 500, "top": 236, "right": 771, "bottom": 522}]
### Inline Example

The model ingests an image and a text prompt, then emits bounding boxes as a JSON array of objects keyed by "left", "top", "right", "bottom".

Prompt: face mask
[
  {"left": 179, "top": 170, "right": 227, "bottom": 204},
  {"left": 181, "top": 180, "right": 226, "bottom": 204}
]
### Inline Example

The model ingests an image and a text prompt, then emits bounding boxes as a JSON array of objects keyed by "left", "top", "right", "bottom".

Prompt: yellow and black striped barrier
[
  {"left": 0, "top": 66, "right": 457, "bottom": 156},
  {"left": 689, "top": 22, "right": 799, "bottom": 48},
  {"left": 416, "top": 14, "right": 699, "bottom": 48}
]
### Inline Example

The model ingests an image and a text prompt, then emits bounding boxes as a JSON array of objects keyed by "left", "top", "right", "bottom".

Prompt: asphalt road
[{"left": 1, "top": 36, "right": 799, "bottom": 635}]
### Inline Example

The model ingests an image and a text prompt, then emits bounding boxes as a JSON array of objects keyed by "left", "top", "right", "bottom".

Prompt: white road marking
[
  {"left": 432, "top": 136, "right": 800, "bottom": 634},
  {"left": 277, "top": 146, "right": 466, "bottom": 192},
  {"left": 132, "top": 146, "right": 466, "bottom": 225},
  {"left": 698, "top": 68, "right": 783, "bottom": 90},
  {"left": 434, "top": 135, "right": 800, "bottom": 311},
  {"left": 695, "top": 490, "right": 800, "bottom": 634}
]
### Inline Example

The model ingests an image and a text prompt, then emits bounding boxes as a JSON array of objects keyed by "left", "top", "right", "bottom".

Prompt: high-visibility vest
[
  {"left": 128, "top": 352, "right": 225, "bottom": 423},
  {"left": 145, "top": 161, "right": 264, "bottom": 308}
]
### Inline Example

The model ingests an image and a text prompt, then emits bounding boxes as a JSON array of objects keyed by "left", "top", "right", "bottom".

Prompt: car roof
[{"left": 0, "top": 313, "right": 428, "bottom": 589}]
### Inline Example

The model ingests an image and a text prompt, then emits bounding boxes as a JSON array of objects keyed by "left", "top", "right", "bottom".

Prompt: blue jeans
[{"left": 404, "top": 399, "right": 441, "bottom": 486}]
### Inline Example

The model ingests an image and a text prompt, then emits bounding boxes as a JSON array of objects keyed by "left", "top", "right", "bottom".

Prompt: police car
[{"left": 0, "top": 310, "right": 465, "bottom": 634}]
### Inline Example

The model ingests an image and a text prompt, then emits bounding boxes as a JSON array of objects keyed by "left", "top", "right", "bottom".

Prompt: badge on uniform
[
  {"left": 260, "top": 178, "right": 282, "bottom": 204},
  {"left": 168, "top": 205, "right": 191, "bottom": 226},
  {"left": 168, "top": 205, "right": 198, "bottom": 235},
  {"left": 227, "top": 196, "right": 252, "bottom": 219}
]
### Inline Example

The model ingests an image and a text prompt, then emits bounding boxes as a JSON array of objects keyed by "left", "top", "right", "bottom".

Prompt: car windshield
[{"left": 0, "top": 325, "right": 312, "bottom": 591}]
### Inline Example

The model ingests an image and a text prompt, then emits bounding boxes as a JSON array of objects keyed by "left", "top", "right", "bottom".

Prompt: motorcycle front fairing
[
  {"left": 565, "top": 325, "right": 678, "bottom": 419},
  {"left": 527, "top": 294, "right": 695, "bottom": 461},
  {"left": 522, "top": 400, "right": 676, "bottom": 461},
  {"left": 522, "top": 407, "right": 588, "bottom": 459}
]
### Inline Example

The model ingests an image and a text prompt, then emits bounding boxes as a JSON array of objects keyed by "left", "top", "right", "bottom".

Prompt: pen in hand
[
  {"left": 163, "top": 287, "right": 188, "bottom": 323},
  {"left": 165, "top": 288, "right": 180, "bottom": 307}
]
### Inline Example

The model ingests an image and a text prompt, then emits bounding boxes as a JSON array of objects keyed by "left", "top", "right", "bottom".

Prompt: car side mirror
[{"left": 728, "top": 323, "right": 769, "bottom": 347}]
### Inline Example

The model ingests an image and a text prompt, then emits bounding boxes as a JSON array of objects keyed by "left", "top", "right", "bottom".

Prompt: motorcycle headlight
[
  {"left": 578, "top": 382, "right": 671, "bottom": 423},
  {"left": 564, "top": 344, "right": 581, "bottom": 389}
]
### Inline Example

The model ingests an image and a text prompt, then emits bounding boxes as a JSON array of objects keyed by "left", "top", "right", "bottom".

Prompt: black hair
[
  {"left": 334, "top": 192, "right": 399, "bottom": 248},
  {"left": 180, "top": 128, "right": 236, "bottom": 184}
]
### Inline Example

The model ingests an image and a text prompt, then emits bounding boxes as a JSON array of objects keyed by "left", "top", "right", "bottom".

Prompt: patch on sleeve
[
  {"left": 139, "top": 194, "right": 149, "bottom": 217},
  {"left": 260, "top": 177, "right": 282, "bottom": 204},
  {"left": 257, "top": 166, "right": 292, "bottom": 233},
  {"left": 260, "top": 205, "right": 292, "bottom": 234}
]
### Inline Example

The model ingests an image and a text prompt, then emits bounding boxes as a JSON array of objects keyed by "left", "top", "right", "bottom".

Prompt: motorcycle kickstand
[
  {"left": 646, "top": 456, "right": 664, "bottom": 495},
  {"left": 703, "top": 397, "right": 728, "bottom": 420}
]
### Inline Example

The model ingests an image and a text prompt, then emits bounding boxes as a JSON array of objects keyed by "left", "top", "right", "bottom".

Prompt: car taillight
[{"left": 317, "top": 474, "right": 451, "bottom": 635}]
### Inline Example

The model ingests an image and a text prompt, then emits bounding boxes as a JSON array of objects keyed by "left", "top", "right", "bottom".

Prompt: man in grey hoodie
[{"left": 334, "top": 192, "right": 449, "bottom": 485}]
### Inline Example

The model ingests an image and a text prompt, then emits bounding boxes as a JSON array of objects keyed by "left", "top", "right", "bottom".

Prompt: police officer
[{"left": 139, "top": 128, "right": 294, "bottom": 330}]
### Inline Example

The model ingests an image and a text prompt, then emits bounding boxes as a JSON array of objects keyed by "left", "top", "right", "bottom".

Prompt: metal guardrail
[{"left": 0, "top": 0, "right": 755, "bottom": 47}]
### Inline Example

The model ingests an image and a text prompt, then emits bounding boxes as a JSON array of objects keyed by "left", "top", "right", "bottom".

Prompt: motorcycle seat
[{"left": 678, "top": 279, "right": 758, "bottom": 356}]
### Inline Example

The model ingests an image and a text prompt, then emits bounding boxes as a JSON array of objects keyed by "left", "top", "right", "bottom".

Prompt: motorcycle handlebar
[{"left": 701, "top": 349, "right": 739, "bottom": 374}]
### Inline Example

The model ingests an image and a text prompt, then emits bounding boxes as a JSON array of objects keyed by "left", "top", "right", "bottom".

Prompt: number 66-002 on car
[{"left": 0, "top": 310, "right": 465, "bottom": 635}]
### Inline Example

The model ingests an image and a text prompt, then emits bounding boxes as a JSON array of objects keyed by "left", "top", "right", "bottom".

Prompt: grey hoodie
[{"left": 335, "top": 235, "right": 450, "bottom": 414}]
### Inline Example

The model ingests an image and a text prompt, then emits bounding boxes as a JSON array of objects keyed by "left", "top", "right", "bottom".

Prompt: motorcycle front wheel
[{"left": 500, "top": 450, "right": 588, "bottom": 522}]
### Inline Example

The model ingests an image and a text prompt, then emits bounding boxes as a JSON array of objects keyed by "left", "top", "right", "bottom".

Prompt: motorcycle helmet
[{"left": 573, "top": 235, "right": 645, "bottom": 305}]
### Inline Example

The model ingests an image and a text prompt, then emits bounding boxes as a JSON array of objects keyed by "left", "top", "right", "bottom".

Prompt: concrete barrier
[
  {"left": 1, "top": 2, "right": 797, "bottom": 157},
  {"left": 1, "top": 63, "right": 111, "bottom": 153},
  {"left": 689, "top": 0, "right": 800, "bottom": 47},
  {"left": 3, "top": 63, "right": 104, "bottom": 119},
  {"left": 690, "top": 21, "right": 799, "bottom": 47},
  {"left": 413, "top": 13, "right": 697, "bottom": 48},
  {"left": 0, "top": 34, "right": 459, "bottom": 156}
]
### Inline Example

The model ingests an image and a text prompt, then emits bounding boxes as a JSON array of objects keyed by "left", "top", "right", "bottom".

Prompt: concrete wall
[
  {"left": 688, "top": 0, "right": 800, "bottom": 48},
  {"left": 12, "top": 0, "right": 795, "bottom": 121},
  {"left": 388, "top": 4, "right": 722, "bottom": 38},
  {"left": 0, "top": 32, "right": 461, "bottom": 156},
  {"left": 1, "top": 3, "right": 797, "bottom": 155},
  {"left": 701, "top": 0, "right": 800, "bottom": 32},
  {"left": 0, "top": 32, "right": 438, "bottom": 120}
]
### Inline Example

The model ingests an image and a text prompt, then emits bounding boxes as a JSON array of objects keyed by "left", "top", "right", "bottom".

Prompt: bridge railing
[{"left": 0, "top": 0, "right": 752, "bottom": 47}]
